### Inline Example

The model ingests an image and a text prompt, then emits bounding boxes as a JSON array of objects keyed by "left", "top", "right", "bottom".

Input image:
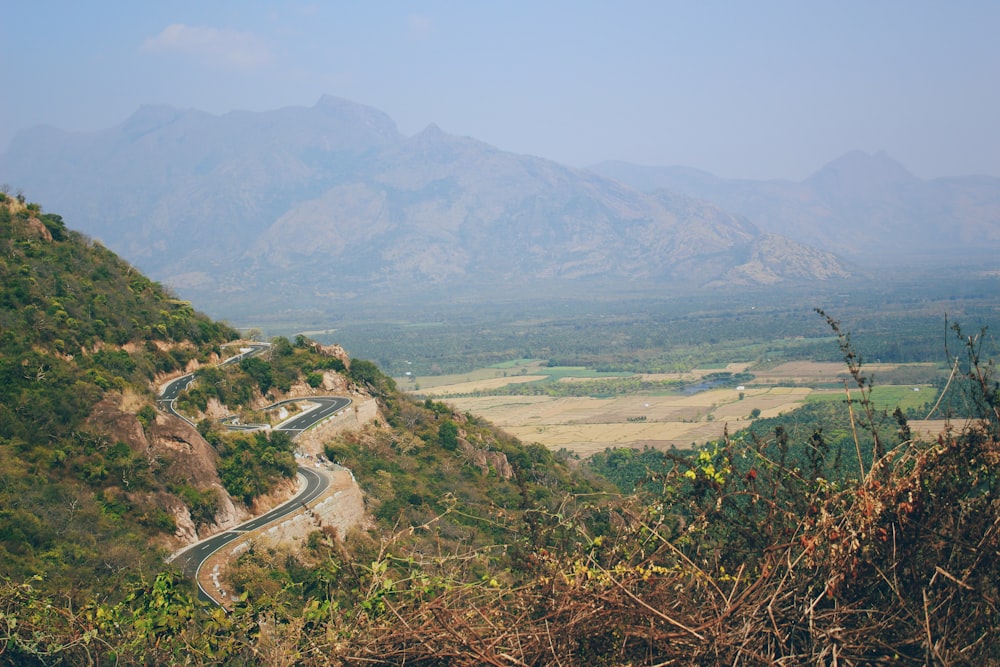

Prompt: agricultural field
[{"left": 400, "top": 360, "right": 943, "bottom": 456}]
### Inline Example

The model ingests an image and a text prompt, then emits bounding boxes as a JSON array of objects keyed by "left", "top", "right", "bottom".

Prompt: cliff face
[{"left": 85, "top": 396, "right": 247, "bottom": 545}]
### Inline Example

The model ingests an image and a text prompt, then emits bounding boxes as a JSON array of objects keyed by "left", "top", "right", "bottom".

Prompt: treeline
[
  {"left": 452, "top": 375, "right": 682, "bottom": 398},
  {"left": 322, "top": 285, "right": 1000, "bottom": 377},
  {"left": 442, "top": 371, "right": 753, "bottom": 399}
]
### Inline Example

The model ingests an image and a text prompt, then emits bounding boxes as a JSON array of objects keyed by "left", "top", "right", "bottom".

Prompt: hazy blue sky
[{"left": 3, "top": 1, "right": 998, "bottom": 180}]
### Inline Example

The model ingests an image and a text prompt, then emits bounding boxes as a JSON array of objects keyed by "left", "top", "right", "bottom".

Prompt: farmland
[{"left": 399, "top": 360, "right": 943, "bottom": 456}]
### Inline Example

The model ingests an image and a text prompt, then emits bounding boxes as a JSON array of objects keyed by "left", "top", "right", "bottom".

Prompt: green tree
[
  {"left": 240, "top": 356, "right": 273, "bottom": 394},
  {"left": 439, "top": 420, "right": 459, "bottom": 451}
]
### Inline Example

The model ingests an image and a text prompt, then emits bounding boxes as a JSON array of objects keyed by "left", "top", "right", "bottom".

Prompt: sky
[{"left": 2, "top": 1, "right": 999, "bottom": 181}]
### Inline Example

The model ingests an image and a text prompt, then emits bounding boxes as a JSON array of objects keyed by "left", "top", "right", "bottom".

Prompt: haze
[{"left": 3, "top": 1, "right": 999, "bottom": 181}]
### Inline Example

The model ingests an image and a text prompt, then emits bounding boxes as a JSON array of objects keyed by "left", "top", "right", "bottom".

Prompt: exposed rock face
[
  {"left": 453, "top": 416, "right": 515, "bottom": 479},
  {"left": 85, "top": 395, "right": 255, "bottom": 546},
  {"left": 254, "top": 467, "right": 368, "bottom": 547},
  {"left": 25, "top": 214, "right": 54, "bottom": 241},
  {"left": 459, "top": 438, "right": 514, "bottom": 479},
  {"left": 293, "top": 396, "right": 381, "bottom": 457},
  {"left": 316, "top": 342, "right": 350, "bottom": 366},
  {"left": 146, "top": 412, "right": 245, "bottom": 537},
  {"left": 168, "top": 496, "right": 199, "bottom": 544},
  {"left": 321, "top": 371, "right": 350, "bottom": 392}
]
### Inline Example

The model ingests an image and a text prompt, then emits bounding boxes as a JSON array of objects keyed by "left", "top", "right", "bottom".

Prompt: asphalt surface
[
  {"left": 159, "top": 342, "right": 353, "bottom": 603},
  {"left": 156, "top": 343, "right": 270, "bottom": 419},
  {"left": 170, "top": 466, "right": 329, "bottom": 580},
  {"left": 273, "top": 396, "right": 352, "bottom": 433}
]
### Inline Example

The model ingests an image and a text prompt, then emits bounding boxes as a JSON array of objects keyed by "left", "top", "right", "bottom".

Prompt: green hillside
[
  {"left": 0, "top": 194, "right": 240, "bottom": 597},
  {"left": 0, "top": 193, "right": 998, "bottom": 664}
]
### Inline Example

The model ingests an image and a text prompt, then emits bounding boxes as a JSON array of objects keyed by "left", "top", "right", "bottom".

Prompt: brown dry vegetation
[
  {"left": 4, "top": 412, "right": 995, "bottom": 665},
  {"left": 332, "top": 426, "right": 999, "bottom": 665},
  {"left": 2, "top": 328, "right": 999, "bottom": 665}
]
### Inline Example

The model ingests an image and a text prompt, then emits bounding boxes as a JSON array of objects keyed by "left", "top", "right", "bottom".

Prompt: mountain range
[
  {"left": 589, "top": 152, "right": 1000, "bottom": 262},
  {"left": 4, "top": 96, "right": 995, "bottom": 319}
]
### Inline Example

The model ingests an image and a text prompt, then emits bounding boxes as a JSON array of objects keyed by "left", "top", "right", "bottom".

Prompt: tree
[
  {"left": 439, "top": 420, "right": 459, "bottom": 451},
  {"left": 240, "top": 356, "right": 273, "bottom": 394}
]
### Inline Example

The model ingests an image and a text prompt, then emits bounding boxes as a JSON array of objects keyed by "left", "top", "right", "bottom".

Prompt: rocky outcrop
[
  {"left": 459, "top": 438, "right": 514, "bottom": 479},
  {"left": 83, "top": 395, "right": 277, "bottom": 546},
  {"left": 316, "top": 342, "right": 350, "bottom": 366}
]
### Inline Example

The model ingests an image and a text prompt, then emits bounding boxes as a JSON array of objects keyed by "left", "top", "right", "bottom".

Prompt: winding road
[
  {"left": 170, "top": 466, "right": 329, "bottom": 581},
  {"left": 161, "top": 342, "right": 352, "bottom": 603}
]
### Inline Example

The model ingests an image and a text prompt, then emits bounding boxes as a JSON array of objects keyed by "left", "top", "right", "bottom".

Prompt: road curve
[
  {"left": 273, "top": 396, "right": 352, "bottom": 433},
  {"left": 156, "top": 343, "right": 271, "bottom": 422},
  {"left": 170, "top": 467, "right": 329, "bottom": 581},
  {"left": 160, "top": 342, "right": 353, "bottom": 603}
]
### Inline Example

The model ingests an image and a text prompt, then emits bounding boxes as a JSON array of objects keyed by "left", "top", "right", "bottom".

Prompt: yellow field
[
  {"left": 400, "top": 361, "right": 550, "bottom": 390},
  {"left": 414, "top": 375, "right": 548, "bottom": 396},
  {"left": 749, "top": 361, "right": 847, "bottom": 385},
  {"left": 751, "top": 361, "right": 934, "bottom": 385},
  {"left": 444, "top": 386, "right": 814, "bottom": 456},
  {"left": 402, "top": 360, "right": 942, "bottom": 457}
]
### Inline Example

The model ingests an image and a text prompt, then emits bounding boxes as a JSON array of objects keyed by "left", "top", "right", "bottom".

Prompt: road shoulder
[{"left": 196, "top": 465, "right": 367, "bottom": 607}]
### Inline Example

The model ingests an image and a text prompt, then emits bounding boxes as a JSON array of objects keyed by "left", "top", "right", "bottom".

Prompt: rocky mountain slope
[
  {"left": 590, "top": 151, "right": 1000, "bottom": 261},
  {"left": 0, "top": 194, "right": 613, "bottom": 610},
  {"left": 0, "top": 97, "right": 850, "bottom": 318},
  {"left": 0, "top": 193, "right": 242, "bottom": 594}
]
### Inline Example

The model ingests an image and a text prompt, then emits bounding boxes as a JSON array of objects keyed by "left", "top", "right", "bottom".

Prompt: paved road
[
  {"left": 157, "top": 342, "right": 271, "bottom": 420},
  {"left": 171, "top": 466, "right": 329, "bottom": 581},
  {"left": 159, "top": 342, "right": 353, "bottom": 603},
  {"left": 273, "top": 396, "right": 352, "bottom": 433}
]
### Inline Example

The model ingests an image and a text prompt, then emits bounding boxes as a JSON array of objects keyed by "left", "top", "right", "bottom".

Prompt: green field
[{"left": 805, "top": 385, "right": 937, "bottom": 413}]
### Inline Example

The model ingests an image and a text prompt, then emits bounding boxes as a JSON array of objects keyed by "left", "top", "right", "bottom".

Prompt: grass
[{"left": 805, "top": 385, "right": 936, "bottom": 412}]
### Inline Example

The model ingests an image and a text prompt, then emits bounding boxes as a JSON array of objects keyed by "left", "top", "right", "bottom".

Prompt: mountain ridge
[
  {"left": 1, "top": 97, "right": 851, "bottom": 318},
  {"left": 589, "top": 151, "right": 1000, "bottom": 259}
]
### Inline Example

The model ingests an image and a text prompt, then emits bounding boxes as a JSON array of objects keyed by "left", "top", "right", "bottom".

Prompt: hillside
[
  {"left": 0, "top": 97, "right": 850, "bottom": 319},
  {"left": 0, "top": 194, "right": 395, "bottom": 600},
  {"left": 3, "top": 325, "right": 998, "bottom": 664},
  {"left": 589, "top": 152, "right": 1000, "bottom": 262},
  {"left": 0, "top": 195, "right": 612, "bottom": 610},
  {"left": 0, "top": 193, "right": 247, "bottom": 596},
  {"left": 0, "top": 194, "right": 998, "bottom": 665}
]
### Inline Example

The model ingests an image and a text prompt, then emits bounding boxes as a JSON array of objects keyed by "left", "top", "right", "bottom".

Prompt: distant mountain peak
[
  {"left": 805, "top": 150, "right": 918, "bottom": 194},
  {"left": 312, "top": 94, "right": 400, "bottom": 141},
  {"left": 417, "top": 123, "right": 446, "bottom": 138},
  {"left": 315, "top": 94, "right": 362, "bottom": 112},
  {"left": 119, "top": 104, "right": 188, "bottom": 138}
]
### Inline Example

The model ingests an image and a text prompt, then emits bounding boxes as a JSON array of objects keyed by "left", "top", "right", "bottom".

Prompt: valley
[
  {"left": 2, "top": 91, "right": 999, "bottom": 664},
  {"left": 398, "top": 359, "right": 942, "bottom": 456}
]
